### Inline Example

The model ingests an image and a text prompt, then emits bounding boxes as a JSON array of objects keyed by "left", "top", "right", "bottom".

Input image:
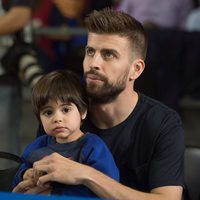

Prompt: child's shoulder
[
  {"left": 22, "top": 135, "right": 51, "bottom": 159},
  {"left": 83, "top": 132, "right": 107, "bottom": 148},
  {"left": 84, "top": 132, "right": 102, "bottom": 141}
]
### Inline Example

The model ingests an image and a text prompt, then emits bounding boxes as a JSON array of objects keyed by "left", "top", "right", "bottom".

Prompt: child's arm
[
  {"left": 15, "top": 134, "right": 119, "bottom": 197},
  {"left": 82, "top": 134, "right": 119, "bottom": 182},
  {"left": 12, "top": 162, "right": 32, "bottom": 188},
  {"left": 12, "top": 135, "right": 49, "bottom": 189},
  {"left": 12, "top": 168, "right": 35, "bottom": 193}
]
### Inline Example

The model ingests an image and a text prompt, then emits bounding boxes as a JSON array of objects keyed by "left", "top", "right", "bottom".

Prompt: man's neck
[{"left": 89, "top": 91, "right": 138, "bottom": 129}]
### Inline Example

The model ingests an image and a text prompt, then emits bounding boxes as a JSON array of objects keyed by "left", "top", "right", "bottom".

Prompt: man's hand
[{"left": 33, "top": 153, "right": 89, "bottom": 188}]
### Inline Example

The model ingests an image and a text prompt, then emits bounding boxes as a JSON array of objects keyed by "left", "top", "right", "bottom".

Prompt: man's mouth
[{"left": 86, "top": 74, "right": 102, "bottom": 80}]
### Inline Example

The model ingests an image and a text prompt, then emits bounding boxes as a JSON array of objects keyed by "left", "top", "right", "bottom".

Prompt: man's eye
[
  {"left": 103, "top": 51, "right": 114, "bottom": 59},
  {"left": 86, "top": 48, "right": 94, "bottom": 56}
]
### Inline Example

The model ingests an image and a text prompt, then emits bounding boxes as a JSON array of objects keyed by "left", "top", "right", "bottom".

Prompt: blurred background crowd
[{"left": 0, "top": 0, "right": 200, "bottom": 158}]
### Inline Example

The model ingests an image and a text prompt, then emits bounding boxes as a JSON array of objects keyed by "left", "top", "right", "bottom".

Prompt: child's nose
[
  {"left": 54, "top": 118, "right": 62, "bottom": 123},
  {"left": 54, "top": 113, "right": 62, "bottom": 123}
]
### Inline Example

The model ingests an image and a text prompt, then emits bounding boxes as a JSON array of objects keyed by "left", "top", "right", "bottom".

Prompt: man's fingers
[
  {"left": 37, "top": 173, "right": 53, "bottom": 188},
  {"left": 33, "top": 163, "right": 50, "bottom": 183}
]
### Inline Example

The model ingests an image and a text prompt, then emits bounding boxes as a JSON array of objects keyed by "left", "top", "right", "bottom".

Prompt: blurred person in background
[
  {"left": 117, "top": 0, "right": 194, "bottom": 30},
  {"left": 0, "top": 0, "right": 31, "bottom": 36},
  {"left": 31, "top": 0, "right": 88, "bottom": 76},
  {"left": 185, "top": 0, "right": 200, "bottom": 31},
  {"left": 31, "top": 0, "right": 115, "bottom": 77},
  {"left": 0, "top": 0, "right": 32, "bottom": 157}
]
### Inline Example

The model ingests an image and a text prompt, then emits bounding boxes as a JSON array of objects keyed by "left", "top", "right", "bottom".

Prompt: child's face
[{"left": 40, "top": 100, "right": 86, "bottom": 143}]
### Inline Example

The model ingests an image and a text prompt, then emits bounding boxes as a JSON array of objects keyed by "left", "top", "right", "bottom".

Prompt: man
[{"left": 13, "top": 8, "right": 185, "bottom": 200}]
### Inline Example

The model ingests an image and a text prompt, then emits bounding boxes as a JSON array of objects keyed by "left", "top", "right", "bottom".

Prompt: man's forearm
[
  {"left": 82, "top": 166, "right": 183, "bottom": 200},
  {"left": 30, "top": 153, "right": 183, "bottom": 200},
  {"left": 0, "top": 7, "right": 31, "bottom": 35}
]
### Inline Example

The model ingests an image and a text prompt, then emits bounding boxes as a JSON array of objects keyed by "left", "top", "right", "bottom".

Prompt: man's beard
[{"left": 84, "top": 69, "right": 129, "bottom": 103}]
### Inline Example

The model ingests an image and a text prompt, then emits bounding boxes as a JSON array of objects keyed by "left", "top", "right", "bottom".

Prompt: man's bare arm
[
  {"left": 0, "top": 6, "right": 31, "bottom": 35},
  {"left": 34, "top": 153, "right": 183, "bottom": 200},
  {"left": 82, "top": 166, "right": 183, "bottom": 200}
]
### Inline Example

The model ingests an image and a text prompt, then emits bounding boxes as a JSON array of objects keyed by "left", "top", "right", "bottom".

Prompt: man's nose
[{"left": 89, "top": 54, "right": 102, "bottom": 70}]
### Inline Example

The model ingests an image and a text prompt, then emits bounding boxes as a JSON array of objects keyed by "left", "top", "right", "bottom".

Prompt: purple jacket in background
[{"left": 117, "top": 0, "right": 194, "bottom": 29}]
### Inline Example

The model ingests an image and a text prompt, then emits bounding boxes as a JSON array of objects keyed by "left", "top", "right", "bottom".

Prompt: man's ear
[{"left": 129, "top": 59, "right": 145, "bottom": 81}]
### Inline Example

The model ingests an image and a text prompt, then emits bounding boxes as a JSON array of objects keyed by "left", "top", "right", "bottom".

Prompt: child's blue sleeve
[
  {"left": 82, "top": 133, "right": 119, "bottom": 181},
  {"left": 12, "top": 135, "right": 49, "bottom": 188},
  {"left": 60, "top": 133, "right": 119, "bottom": 197},
  {"left": 12, "top": 162, "right": 31, "bottom": 187}
]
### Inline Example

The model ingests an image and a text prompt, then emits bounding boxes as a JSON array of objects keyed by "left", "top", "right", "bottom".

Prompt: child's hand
[
  {"left": 13, "top": 168, "right": 52, "bottom": 194},
  {"left": 23, "top": 168, "right": 34, "bottom": 181},
  {"left": 12, "top": 168, "right": 36, "bottom": 193}
]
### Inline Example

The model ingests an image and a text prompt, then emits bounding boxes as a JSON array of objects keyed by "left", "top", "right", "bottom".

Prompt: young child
[{"left": 12, "top": 70, "right": 119, "bottom": 197}]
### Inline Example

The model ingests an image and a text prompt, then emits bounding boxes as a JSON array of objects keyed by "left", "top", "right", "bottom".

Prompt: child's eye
[
  {"left": 63, "top": 107, "right": 70, "bottom": 113},
  {"left": 43, "top": 110, "right": 52, "bottom": 116}
]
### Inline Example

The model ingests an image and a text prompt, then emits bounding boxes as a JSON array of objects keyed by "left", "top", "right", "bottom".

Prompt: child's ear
[{"left": 81, "top": 110, "right": 87, "bottom": 120}]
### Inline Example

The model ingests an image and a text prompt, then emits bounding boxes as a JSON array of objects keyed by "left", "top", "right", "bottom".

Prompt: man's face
[{"left": 83, "top": 33, "right": 133, "bottom": 103}]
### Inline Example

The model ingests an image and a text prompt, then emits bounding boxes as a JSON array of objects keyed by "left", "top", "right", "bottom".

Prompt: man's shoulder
[
  {"left": 137, "top": 93, "right": 181, "bottom": 120},
  {"left": 134, "top": 93, "right": 183, "bottom": 138}
]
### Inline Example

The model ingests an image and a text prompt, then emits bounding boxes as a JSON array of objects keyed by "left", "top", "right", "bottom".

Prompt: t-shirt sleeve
[
  {"left": 82, "top": 133, "right": 119, "bottom": 182},
  {"left": 149, "top": 111, "right": 185, "bottom": 189}
]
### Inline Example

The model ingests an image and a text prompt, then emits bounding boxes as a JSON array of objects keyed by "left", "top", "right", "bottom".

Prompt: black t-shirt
[
  {"left": 82, "top": 93, "right": 185, "bottom": 192},
  {"left": 38, "top": 93, "right": 185, "bottom": 192}
]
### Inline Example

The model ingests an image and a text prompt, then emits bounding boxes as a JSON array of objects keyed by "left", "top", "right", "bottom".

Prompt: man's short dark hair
[{"left": 84, "top": 7, "right": 148, "bottom": 59}]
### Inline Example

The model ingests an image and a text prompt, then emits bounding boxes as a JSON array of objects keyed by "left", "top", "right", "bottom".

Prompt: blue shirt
[{"left": 13, "top": 133, "right": 119, "bottom": 197}]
